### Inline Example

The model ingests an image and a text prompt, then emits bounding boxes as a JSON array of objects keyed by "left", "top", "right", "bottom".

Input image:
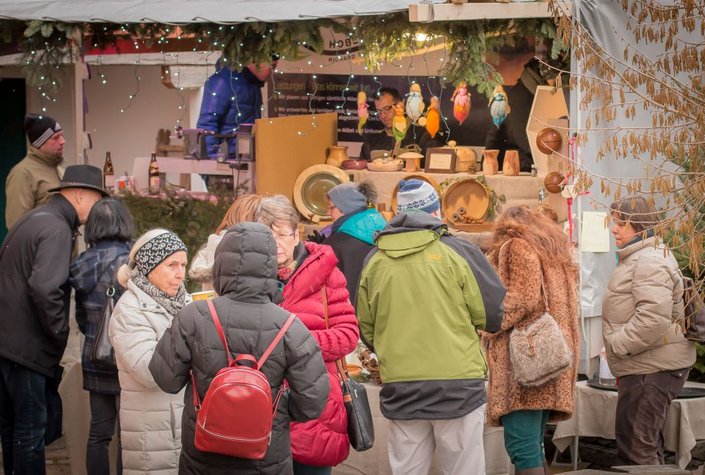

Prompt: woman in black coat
[
  {"left": 149, "top": 222, "right": 329, "bottom": 474},
  {"left": 69, "top": 197, "right": 134, "bottom": 474}
]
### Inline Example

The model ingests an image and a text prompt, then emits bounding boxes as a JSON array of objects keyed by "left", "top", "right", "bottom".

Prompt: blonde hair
[
  {"left": 255, "top": 195, "right": 300, "bottom": 230},
  {"left": 215, "top": 194, "right": 262, "bottom": 234},
  {"left": 117, "top": 228, "right": 171, "bottom": 287}
]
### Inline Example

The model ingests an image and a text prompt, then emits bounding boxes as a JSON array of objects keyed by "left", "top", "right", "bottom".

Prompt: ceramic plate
[{"left": 293, "top": 164, "right": 350, "bottom": 222}]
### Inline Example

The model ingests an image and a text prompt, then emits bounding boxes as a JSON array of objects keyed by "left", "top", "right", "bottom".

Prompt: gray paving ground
[{"left": 1, "top": 435, "right": 703, "bottom": 474}]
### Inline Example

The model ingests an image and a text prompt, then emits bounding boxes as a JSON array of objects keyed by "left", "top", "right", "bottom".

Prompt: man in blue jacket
[
  {"left": 0, "top": 165, "right": 106, "bottom": 473},
  {"left": 196, "top": 58, "right": 277, "bottom": 159}
]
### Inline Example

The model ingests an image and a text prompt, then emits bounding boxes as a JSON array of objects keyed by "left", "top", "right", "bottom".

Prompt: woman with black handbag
[{"left": 69, "top": 197, "right": 134, "bottom": 474}]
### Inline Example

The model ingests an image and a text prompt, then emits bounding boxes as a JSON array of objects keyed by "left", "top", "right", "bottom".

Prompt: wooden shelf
[{"left": 409, "top": 1, "right": 571, "bottom": 22}]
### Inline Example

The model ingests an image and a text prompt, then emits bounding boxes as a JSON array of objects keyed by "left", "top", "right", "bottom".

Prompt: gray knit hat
[
  {"left": 396, "top": 179, "right": 440, "bottom": 214},
  {"left": 328, "top": 183, "right": 367, "bottom": 215},
  {"left": 24, "top": 113, "right": 62, "bottom": 148}
]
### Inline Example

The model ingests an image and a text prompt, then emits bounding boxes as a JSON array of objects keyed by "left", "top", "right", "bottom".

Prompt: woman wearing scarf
[
  {"left": 322, "top": 181, "right": 387, "bottom": 305},
  {"left": 603, "top": 196, "right": 695, "bottom": 465},
  {"left": 109, "top": 228, "right": 190, "bottom": 474},
  {"left": 256, "top": 195, "right": 359, "bottom": 475}
]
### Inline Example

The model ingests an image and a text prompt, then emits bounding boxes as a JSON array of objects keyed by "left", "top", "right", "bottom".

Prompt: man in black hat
[
  {"left": 5, "top": 113, "right": 66, "bottom": 229},
  {"left": 0, "top": 164, "right": 107, "bottom": 474}
]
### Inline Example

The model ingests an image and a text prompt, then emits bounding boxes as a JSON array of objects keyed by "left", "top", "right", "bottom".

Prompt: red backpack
[{"left": 190, "top": 300, "right": 296, "bottom": 459}]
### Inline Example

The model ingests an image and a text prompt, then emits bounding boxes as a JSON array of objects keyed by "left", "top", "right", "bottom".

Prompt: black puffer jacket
[
  {"left": 0, "top": 194, "right": 79, "bottom": 377},
  {"left": 150, "top": 222, "right": 329, "bottom": 475}
]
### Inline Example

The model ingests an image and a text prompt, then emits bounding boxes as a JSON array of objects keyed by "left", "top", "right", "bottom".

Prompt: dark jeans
[
  {"left": 615, "top": 369, "right": 689, "bottom": 465},
  {"left": 0, "top": 356, "right": 48, "bottom": 475},
  {"left": 293, "top": 461, "right": 332, "bottom": 475},
  {"left": 86, "top": 392, "right": 121, "bottom": 475}
]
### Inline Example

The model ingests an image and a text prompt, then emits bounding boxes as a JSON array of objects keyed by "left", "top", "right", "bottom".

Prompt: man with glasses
[{"left": 359, "top": 87, "right": 444, "bottom": 162}]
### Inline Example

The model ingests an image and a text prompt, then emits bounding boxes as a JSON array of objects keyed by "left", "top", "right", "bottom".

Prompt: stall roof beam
[
  {"left": 409, "top": 1, "right": 571, "bottom": 22},
  {"left": 0, "top": 0, "right": 445, "bottom": 23}
]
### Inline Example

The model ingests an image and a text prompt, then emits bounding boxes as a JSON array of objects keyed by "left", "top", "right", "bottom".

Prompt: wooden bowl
[
  {"left": 391, "top": 173, "right": 441, "bottom": 215},
  {"left": 441, "top": 178, "right": 490, "bottom": 225},
  {"left": 367, "top": 159, "right": 404, "bottom": 172},
  {"left": 341, "top": 159, "right": 368, "bottom": 170}
]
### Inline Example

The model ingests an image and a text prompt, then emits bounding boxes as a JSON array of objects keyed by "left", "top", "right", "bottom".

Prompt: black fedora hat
[{"left": 49, "top": 165, "right": 109, "bottom": 197}]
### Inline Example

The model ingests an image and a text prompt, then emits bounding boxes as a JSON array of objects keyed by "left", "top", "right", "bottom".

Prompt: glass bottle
[
  {"left": 103, "top": 152, "right": 115, "bottom": 192},
  {"left": 148, "top": 153, "right": 160, "bottom": 195}
]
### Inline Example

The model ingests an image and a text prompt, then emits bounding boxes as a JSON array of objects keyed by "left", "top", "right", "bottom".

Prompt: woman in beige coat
[
  {"left": 109, "top": 229, "right": 190, "bottom": 474},
  {"left": 484, "top": 206, "right": 579, "bottom": 475},
  {"left": 603, "top": 196, "right": 695, "bottom": 465}
]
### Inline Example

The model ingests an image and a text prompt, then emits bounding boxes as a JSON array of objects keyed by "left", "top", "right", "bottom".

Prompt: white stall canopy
[{"left": 0, "top": 0, "right": 444, "bottom": 23}]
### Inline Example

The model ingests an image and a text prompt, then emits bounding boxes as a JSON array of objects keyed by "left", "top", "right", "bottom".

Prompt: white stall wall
[
  {"left": 573, "top": 0, "right": 694, "bottom": 374},
  {"left": 84, "top": 65, "right": 198, "bottom": 176}
]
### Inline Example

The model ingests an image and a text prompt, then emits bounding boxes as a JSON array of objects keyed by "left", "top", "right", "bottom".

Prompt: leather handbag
[
  {"left": 508, "top": 268, "right": 572, "bottom": 387},
  {"left": 322, "top": 288, "right": 374, "bottom": 452},
  {"left": 89, "top": 286, "right": 117, "bottom": 368},
  {"left": 336, "top": 359, "right": 375, "bottom": 451}
]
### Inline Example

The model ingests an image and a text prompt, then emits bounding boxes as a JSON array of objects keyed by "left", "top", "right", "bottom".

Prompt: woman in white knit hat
[{"left": 109, "top": 228, "right": 190, "bottom": 474}]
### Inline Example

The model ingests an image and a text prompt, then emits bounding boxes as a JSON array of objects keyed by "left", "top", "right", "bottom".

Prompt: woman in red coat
[{"left": 256, "top": 195, "right": 359, "bottom": 475}]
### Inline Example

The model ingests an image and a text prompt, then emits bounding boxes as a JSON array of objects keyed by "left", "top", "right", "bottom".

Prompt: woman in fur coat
[{"left": 484, "top": 206, "right": 579, "bottom": 475}]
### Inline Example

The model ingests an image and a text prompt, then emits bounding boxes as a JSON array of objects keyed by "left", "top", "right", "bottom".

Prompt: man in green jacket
[
  {"left": 5, "top": 114, "right": 65, "bottom": 229},
  {"left": 357, "top": 179, "right": 505, "bottom": 475}
]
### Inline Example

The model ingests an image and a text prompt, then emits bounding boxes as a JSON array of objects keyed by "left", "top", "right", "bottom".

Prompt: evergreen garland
[{"left": 0, "top": 12, "right": 567, "bottom": 97}]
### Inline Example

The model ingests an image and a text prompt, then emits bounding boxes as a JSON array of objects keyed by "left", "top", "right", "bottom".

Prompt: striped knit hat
[
  {"left": 396, "top": 179, "right": 440, "bottom": 214},
  {"left": 24, "top": 114, "right": 62, "bottom": 148}
]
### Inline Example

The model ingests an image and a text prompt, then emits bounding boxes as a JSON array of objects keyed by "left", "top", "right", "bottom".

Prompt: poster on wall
[{"left": 270, "top": 73, "right": 494, "bottom": 147}]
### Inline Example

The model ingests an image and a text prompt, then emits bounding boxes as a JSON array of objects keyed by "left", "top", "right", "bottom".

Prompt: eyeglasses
[
  {"left": 377, "top": 105, "right": 395, "bottom": 114},
  {"left": 272, "top": 230, "right": 297, "bottom": 241}
]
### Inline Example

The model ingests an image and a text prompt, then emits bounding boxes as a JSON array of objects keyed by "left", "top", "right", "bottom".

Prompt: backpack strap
[
  {"left": 206, "top": 300, "right": 233, "bottom": 366},
  {"left": 257, "top": 314, "right": 296, "bottom": 368}
]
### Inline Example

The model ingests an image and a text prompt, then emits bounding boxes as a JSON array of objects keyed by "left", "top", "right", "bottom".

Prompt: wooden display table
[{"left": 348, "top": 169, "right": 566, "bottom": 221}]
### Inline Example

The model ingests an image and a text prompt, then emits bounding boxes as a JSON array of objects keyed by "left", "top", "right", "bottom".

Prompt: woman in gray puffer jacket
[{"left": 149, "top": 222, "right": 329, "bottom": 474}]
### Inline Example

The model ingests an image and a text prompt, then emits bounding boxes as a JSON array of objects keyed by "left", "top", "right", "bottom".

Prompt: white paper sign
[{"left": 580, "top": 211, "right": 611, "bottom": 253}]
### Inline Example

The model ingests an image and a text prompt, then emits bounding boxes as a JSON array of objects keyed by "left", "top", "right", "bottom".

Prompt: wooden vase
[
  {"left": 482, "top": 149, "right": 499, "bottom": 175},
  {"left": 502, "top": 150, "right": 520, "bottom": 176}
]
